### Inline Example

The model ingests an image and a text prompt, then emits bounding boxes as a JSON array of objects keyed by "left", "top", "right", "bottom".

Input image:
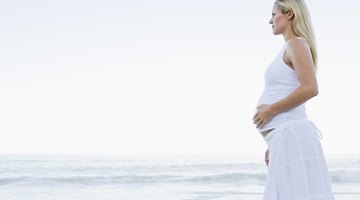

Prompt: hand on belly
[{"left": 253, "top": 104, "right": 276, "bottom": 129}]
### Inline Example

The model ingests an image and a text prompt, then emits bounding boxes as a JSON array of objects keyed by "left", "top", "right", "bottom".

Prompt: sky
[{"left": 1, "top": 0, "right": 359, "bottom": 155}]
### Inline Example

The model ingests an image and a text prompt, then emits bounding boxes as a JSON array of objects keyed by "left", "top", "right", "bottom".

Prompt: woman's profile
[{"left": 253, "top": 0, "right": 335, "bottom": 199}]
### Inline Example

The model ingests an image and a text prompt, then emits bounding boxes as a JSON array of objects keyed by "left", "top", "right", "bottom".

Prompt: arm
[{"left": 253, "top": 38, "right": 318, "bottom": 129}]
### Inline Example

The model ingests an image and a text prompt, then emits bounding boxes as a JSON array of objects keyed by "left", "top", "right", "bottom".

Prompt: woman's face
[{"left": 269, "top": 4, "right": 291, "bottom": 35}]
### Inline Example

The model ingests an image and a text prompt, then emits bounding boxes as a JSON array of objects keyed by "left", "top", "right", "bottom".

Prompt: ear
[{"left": 287, "top": 10, "right": 294, "bottom": 20}]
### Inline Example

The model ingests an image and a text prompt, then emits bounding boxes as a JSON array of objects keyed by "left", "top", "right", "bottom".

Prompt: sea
[{"left": 0, "top": 154, "right": 359, "bottom": 200}]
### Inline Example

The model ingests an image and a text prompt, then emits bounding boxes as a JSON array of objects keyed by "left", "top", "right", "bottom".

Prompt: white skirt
[{"left": 263, "top": 121, "right": 335, "bottom": 200}]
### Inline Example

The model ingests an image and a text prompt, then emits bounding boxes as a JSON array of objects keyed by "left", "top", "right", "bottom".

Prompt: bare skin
[
  {"left": 263, "top": 130, "right": 272, "bottom": 166},
  {"left": 254, "top": 3, "right": 319, "bottom": 166}
]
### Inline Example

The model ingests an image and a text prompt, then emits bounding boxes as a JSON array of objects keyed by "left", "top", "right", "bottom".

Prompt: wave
[
  {"left": 331, "top": 170, "right": 360, "bottom": 183},
  {"left": 1, "top": 169, "right": 358, "bottom": 186},
  {"left": 0, "top": 172, "right": 266, "bottom": 186},
  {"left": 1, "top": 156, "right": 360, "bottom": 187}
]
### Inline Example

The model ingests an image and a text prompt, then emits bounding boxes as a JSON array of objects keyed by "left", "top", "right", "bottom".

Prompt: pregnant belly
[{"left": 260, "top": 129, "right": 274, "bottom": 138}]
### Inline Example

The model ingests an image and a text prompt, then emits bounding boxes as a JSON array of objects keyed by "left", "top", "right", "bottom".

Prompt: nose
[{"left": 269, "top": 16, "right": 273, "bottom": 25}]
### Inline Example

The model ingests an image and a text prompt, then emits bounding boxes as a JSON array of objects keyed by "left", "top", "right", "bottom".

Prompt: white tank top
[{"left": 256, "top": 42, "right": 308, "bottom": 132}]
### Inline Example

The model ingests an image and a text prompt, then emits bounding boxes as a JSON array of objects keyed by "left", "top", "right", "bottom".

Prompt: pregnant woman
[{"left": 252, "top": 0, "right": 335, "bottom": 199}]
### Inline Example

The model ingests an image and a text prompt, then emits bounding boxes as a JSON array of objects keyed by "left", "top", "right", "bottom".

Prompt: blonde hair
[{"left": 275, "top": 0, "right": 318, "bottom": 69}]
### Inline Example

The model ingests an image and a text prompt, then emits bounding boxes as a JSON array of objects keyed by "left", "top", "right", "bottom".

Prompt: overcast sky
[{"left": 1, "top": 0, "right": 359, "bottom": 155}]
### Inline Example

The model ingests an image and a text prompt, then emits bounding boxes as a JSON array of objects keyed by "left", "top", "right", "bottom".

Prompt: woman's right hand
[{"left": 265, "top": 149, "right": 270, "bottom": 166}]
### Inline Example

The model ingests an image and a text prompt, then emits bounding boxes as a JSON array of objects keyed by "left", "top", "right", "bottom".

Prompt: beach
[{"left": 0, "top": 154, "right": 358, "bottom": 200}]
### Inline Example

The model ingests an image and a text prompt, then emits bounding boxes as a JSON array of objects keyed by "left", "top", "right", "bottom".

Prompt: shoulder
[
  {"left": 286, "top": 37, "right": 311, "bottom": 54},
  {"left": 285, "top": 37, "right": 313, "bottom": 62},
  {"left": 283, "top": 37, "right": 313, "bottom": 68}
]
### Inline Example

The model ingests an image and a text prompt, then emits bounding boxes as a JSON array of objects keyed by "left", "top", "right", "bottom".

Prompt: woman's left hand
[{"left": 253, "top": 104, "right": 276, "bottom": 128}]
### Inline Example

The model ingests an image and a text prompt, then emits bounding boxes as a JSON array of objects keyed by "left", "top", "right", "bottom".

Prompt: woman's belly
[
  {"left": 256, "top": 106, "right": 308, "bottom": 133},
  {"left": 260, "top": 129, "right": 274, "bottom": 138}
]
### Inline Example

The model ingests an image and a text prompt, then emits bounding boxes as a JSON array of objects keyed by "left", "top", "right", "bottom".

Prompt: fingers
[
  {"left": 253, "top": 115, "right": 260, "bottom": 123},
  {"left": 253, "top": 111, "right": 268, "bottom": 128},
  {"left": 254, "top": 104, "right": 271, "bottom": 128},
  {"left": 255, "top": 117, "right": 266, "bottom": 128},
  {"left": 252, "top": 112, "right": 258, "bottom": 121},
  {"left": 254, "top": 118, "right": 264, "bottom": 128},
  {"left": 258, "top": 119, "right": 268, "bottom": 128},
  {"left": 253, "top": 112, "right": 261, "bottom": 126},
  {"left": 253, "top": 104, "right": 264, "bottom": 123},
  {"left": 256, "top": 104, "right": 264, "bottom": 109}
]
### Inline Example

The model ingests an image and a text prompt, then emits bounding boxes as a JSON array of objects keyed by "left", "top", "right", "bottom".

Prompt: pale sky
[{"left": 1, "top": 0, "right": 359, "bottom": 155}]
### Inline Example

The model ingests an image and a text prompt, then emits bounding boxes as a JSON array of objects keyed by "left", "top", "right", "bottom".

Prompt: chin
[
  {"left": 272, "top": 31, "right": 281, "bottom": 35},
  {"left": 271, "top": 27, "right": 281, "bottom": 35}
]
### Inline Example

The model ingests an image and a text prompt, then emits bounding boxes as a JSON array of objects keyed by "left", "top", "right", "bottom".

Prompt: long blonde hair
[{"left": 275, "top": 0, "right": 318, "bottom": 69}]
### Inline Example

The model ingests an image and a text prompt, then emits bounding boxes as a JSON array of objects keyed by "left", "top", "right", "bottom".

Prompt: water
[{"left": 0, "top": 154, "right": 359, "bottom": 200}]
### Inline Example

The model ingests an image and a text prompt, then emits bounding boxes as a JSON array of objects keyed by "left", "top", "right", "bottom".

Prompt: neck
[{"left": 283, "top": 25, "right": 297, "bottom": 41}]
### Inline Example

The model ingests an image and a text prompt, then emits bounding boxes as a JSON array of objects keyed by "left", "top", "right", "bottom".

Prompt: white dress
[{"left": 263, "top": 121, "right": 335, "bottom": 200}]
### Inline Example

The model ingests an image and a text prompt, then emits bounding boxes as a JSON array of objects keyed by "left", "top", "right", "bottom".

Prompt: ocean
[{"left": 0, "top": 154, "right": 359, "bottom": 200}]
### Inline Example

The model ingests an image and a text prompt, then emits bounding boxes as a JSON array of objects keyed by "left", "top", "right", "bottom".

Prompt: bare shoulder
[
  {"left": 286, "top": 37, "right": 311, "bottom": 54},
  {"left": 284, "top": 37, "right": 314, "bottom": 69}
]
